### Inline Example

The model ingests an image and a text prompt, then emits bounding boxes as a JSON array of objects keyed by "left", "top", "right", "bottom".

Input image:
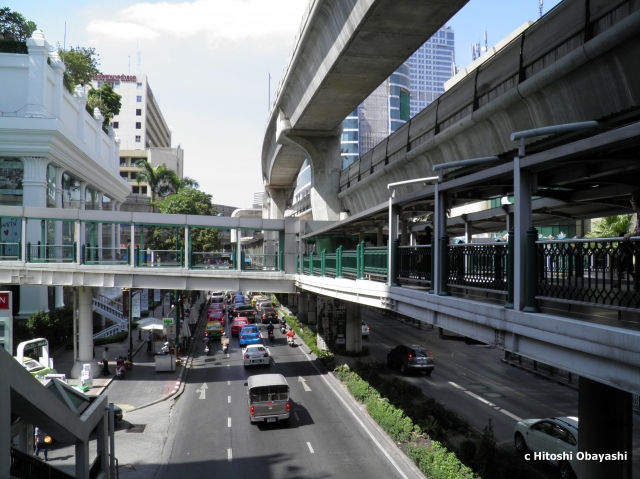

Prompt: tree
[
  {"left": 146, "top": 188, "right": 221, "bottom": 253},
  {"left": 0, "top": 8, "right": 37, "bottom": 42},
  {"left": 87, "top": 83, "right": 121, "bottom": 131},
  {"left": 587, "top": 215, "right": 634, "bottom": 238},
  {"left": 58, "top": 45, "right": 100, "bottom": 92},
  {"left": 163, "top": 172, "right": 199, "bottom": 196},
  {"left": 134, "top": 161, "right": 176, "bottom": 202}
]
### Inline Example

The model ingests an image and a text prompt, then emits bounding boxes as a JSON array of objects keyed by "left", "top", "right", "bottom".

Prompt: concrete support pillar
[
  {"left": 71, "top": 287, "right": 101, "bottom": 379},
  {"left": 75, "top": 440, "right": 90, "bottom": 479},
  {"left": 79, "top": 182, "right": 88, "bottom": 248},
  {"left": 113, "top": 202, "right": 121, "bottom": 249},
  {"left": 74, "top": 86, "right": 87, "bottom": 140},
  {"left": 307, "top": 294, "right": 317, "bottom": 330},
  {"left": 55, "top": 167, "right": 65, "bottom": 308},
  {"left": 400, "top": 219, "right": 409, "bottom": 246},
  {"left": 280, "top": 127, "right": 342, "bottom": 221},
  {"left": 96, "top": 192, "right": 103, "bottom": 250},
  {"left": 377, "top": 225, "right": 383, "bottom": 247},
  {"left": 297, "top": 292, "right": 308, "bottom": 323},
  {"left": 464, "top": 218, "right": 472, "bottom": 244},
  {"left": 266, "top": 187, "right": 290, "bottom": 219},
  {"left": 25, "top": 31, "right": 48, "bottom": 118},
  {"left": 93, "top": 108, "right": 104, "bottom": 157},
  {"left": 578, "top": 377, "right": 632, "bottom": 479},
  {"left": 236, "top": 227, "right": 242, "bottom": 271},
  {"left": 0, "top": 372, "right": 9, "bottom": 479},
  {"left": 345, "top": 302, "right": 362, "bottom": 353},
  {"left": 514, "top": 157, "right": 532, "bottom": 311},
  {"left": 49, "top": 50, "right": 65, "bottom": 118},
  {"left": 433, "top": 183, "right": 449, "bottom": 296},
  {"left": 388, "top": 197, "right": 399, "bottom": 284},
  {"left": 19, "top": 157, "right": 50, "bottom": 317},
  {"left": 96, "top": 408, "right": 109, "bottom": 479}
]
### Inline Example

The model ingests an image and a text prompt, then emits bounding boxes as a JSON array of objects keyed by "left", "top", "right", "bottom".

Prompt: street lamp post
[{"left": 125, "top": 289, "right": 141, "bottom": 363}]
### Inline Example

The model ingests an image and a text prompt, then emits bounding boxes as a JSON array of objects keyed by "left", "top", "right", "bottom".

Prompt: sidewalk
[{"left": 52, "top": 295, "right": 204, "bottom": 411}]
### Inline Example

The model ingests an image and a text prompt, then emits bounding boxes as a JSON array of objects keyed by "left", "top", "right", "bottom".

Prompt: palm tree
[
  {"left": 134, "top": 160, "right": 174, "bottom": 202},
  {"left": 588, "top": 215, "right": 634, "bottom": 238},
  {"left": 157, "top": 172, "right": 199, "bottom": 197}
]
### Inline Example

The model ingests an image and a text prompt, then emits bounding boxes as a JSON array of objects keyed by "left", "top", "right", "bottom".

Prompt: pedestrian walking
[
  {"left": 102, "top": 347, "right": 110, "bottom": 376},
  {"left": 34, "top": 427, "right": 48, "bottom": 461}
]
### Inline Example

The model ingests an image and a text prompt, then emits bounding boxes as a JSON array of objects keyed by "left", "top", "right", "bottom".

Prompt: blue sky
[{"left": 4, "top": 0, "right": 562, "bottom": 208}]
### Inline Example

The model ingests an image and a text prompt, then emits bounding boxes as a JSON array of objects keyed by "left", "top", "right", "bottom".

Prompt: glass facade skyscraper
[{"left": 408, "top": 26, "right": 455, "bottom": 118}]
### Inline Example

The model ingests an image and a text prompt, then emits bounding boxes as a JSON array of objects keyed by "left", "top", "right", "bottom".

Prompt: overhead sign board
[{"left": 0, "top": 291, "right": 12, "bottom": 353}]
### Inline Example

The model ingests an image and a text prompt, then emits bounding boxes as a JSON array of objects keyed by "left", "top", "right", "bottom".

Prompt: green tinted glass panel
[{"left": 400, "top": 90, "right": 410, "bottom": 121}]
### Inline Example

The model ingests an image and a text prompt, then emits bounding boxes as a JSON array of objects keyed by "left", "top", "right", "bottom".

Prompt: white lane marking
[
  {"left": 228, "top": 395, "right": 231, "bottom": 403},
  {"left": 297, "top": 344, "right": 409, "bottom": 479},
  {"left": 195, "top": 383, "right": 208, "bottom": 400},
  {"left": 499, "top": 408, "right": 523, "bottom": 421},
  {"left": 307, "top": 442, "right": 314, "bottom": 453},
  {"left": 464, "top": 390, "right": 495, "bottom": 406},
  {"left": 294, "top": 412, "right": 299, "bottom": 421},
  {"left": 449, "top": 382, "right": 522, "bottom": 422},
  {"left": 227, "top": 364, "right": 230, "bottom": 367},
  {"left": 228, "top": 417, "right": 232, "bottom": 428},
  {"left": 298, "top": 376, "right": 312, "bottom": 392},
  {"left": 227, "top": 380, "right": 230, "bottom": 386},
  {"left": 227, "top": 448, "right": 232, "bottom": 462},
  {"left": 376, "top": 340, "right": 391, "bottom": 348}
]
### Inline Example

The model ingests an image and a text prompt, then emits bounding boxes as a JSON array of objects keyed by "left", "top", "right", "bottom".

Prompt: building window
[
  {"left": 112, "top": 122, "right": 119, "bottom": 129},
  {"left": 119, "top": 157, "right": 127, "bottom": 166},
  {"left": 141, "top": 186, "right": 147, "bottom": 195},
  {"left": 130, "top": 172, "right": 137, "bottom": 181},
  {"left": 136, "top": 96, "right": 142, "bottom": 102},
  {"left": 132, "top": 186, "right": 139, "bottom": 194},
  {"left": 137, "top": 82, "right": 142, "bottom": 89},
  {"left": 135, "top": 122, "right": 141, "bottom": 129},
  {"left": 120, "top": 172, "right": 128, "bottom": 179},
  {"left": 135, "top": 135, "right": 141, "bottom": 143},
  {"left": 136, "top": 109, "right": 142, "bottom": 116}
]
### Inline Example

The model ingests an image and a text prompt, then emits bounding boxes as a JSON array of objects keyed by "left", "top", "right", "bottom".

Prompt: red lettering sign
[
  {"left": 92, "top": 74, "right": 138, "bottom": 83},
  {"left": 0, "top": 293, "right": 9, "bottom": 310}
]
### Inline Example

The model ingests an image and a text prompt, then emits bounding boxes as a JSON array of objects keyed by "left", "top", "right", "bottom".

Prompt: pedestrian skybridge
[{"left": 0, "top": 206, "right": 296, "bottom": 292}]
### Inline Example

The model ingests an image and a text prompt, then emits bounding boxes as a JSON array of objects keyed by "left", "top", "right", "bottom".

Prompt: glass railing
[
  {"left": 27, "top": 243, "right": 75, "bottom": 263},
  {"left": 83, "top": 247, "right": 129, "bottom": 265},
  {"left": 244, "top": 254, "right": 278, "bottom": 271},
  {"left": 191, "top": 252, "right": 234, "bottom": 269},
  {"left": 137, "top": 249, "right": 183, "bottom": 268},
  {"left": 0, "top": 242, "right": 21, "bottom": 261}
]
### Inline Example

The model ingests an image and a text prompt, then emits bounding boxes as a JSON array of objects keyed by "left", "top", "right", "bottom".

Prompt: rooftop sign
[{"left": 94, "top": 74, "right": 137, "bottom": 82}]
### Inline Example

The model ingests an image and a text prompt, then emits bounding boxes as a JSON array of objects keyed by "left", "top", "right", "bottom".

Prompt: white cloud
[{"left": 87, "top": 0, "right": 308, "bottom": 44}]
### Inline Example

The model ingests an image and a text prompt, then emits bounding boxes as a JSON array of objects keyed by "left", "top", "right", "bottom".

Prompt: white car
[
  {"left": 361, "top": 321, "right": 370, "bottom": 338},
  {"left": 514, "top": 416, "right": 578, "bottom": 479},
  {"left": 243, "top": 344, "right": 270, "bottom": 367}
]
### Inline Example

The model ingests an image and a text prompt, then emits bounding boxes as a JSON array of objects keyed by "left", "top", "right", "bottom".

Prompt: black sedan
[
  {"left": 259, "top": 306, "right": 278, "bottom": 324},
  {"left": 387, "top": 344, "right": 434, "bottom": 376}
]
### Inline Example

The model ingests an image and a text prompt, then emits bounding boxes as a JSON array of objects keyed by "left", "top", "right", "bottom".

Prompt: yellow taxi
[
  {"left": 204, "top": 320, "right": 224, "bottom": 338},
  {"left": 251, "top": 294, "right": 265, "bottom": 308}
]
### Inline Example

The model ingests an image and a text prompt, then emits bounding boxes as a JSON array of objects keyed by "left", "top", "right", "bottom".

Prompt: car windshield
[
  {"left": 233, "top": 320, "right": 248, "bottom": 326},
  {"left": 242, "top": 327, "right": 259, "bottom": 335}
]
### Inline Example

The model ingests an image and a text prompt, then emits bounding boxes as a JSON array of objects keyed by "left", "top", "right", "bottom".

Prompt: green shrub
[
  {"left": 365, "top": 397, "right": 417, "bottom": 443},
  {"left": 346, "top": 376, "right": 377, "bottom": 402},
  {"left": 458, "top": 439, "right": 477, "bottom": 469},
  {"left": 140, "top": 310, "right": 150, "bottom": 317},
  {"left": 407, "top": 442, "right": 477, "bottom": 479},
  {"left": 94, "top": 331, "right": 128, "bottom": 345},
  {"left": 0, "top": 39, "right": 28, "bottom": 54}
]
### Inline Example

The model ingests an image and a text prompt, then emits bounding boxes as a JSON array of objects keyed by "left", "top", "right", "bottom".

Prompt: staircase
[{"left": 92, "top": 293, "right": 128, "bottom": 339}]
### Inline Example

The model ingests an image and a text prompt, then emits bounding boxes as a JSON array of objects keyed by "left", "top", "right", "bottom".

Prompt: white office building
[{"left": 408, "top": 26, "right": 455, "bottom": 118}]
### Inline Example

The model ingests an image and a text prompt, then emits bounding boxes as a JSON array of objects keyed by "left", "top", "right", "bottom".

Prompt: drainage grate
[{"left": 126, "top": 424, "right": 146, "bottom": 433}]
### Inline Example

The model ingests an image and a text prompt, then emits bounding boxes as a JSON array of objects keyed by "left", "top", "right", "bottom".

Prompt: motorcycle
[
  {"left": 287, "top": 333, "right": 295, "bottom": 347},
  {"left": 115, "top": 357, "right": 126, "bottom": 379},
  {"left": 222, "top": 341, "right": 228, "bottom": 354},
  {"left": 279, "top": 322, "right": 287, "bottom": 334},
  {"left": 204, "top": 342, "right": 210, "bottom": 356},
  {"left": 268, "top": 329, "right": 275, "bottom": 341}
]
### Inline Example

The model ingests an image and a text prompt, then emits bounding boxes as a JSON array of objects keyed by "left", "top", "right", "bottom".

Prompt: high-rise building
[
  {"left": 340, "top": 62, "right": 411, "bottom": 170},
  {"left": 408, "top": 26, "right": 455, "bottom": 118},
  {"left": 92, "top": 73, "right": 171, "bottom": 150}
]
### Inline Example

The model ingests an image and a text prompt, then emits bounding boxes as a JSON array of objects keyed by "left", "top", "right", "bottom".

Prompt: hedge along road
[
  {"left": 361, "top": 307, "right": 640, "bottom": 479},
  {"left": 155, "top": 320, "right": 425, "bottom": 479}
]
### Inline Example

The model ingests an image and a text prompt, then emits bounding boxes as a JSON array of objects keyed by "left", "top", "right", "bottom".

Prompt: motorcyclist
[
  {"left": 286, "top": 327, "right": 295, "bottom": 344},
  {"left": 266, "top": 321, "right": 274, "bottom": 337},
  {"left": 221, "top": 332, "right": 229, "bottom": 351}
]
